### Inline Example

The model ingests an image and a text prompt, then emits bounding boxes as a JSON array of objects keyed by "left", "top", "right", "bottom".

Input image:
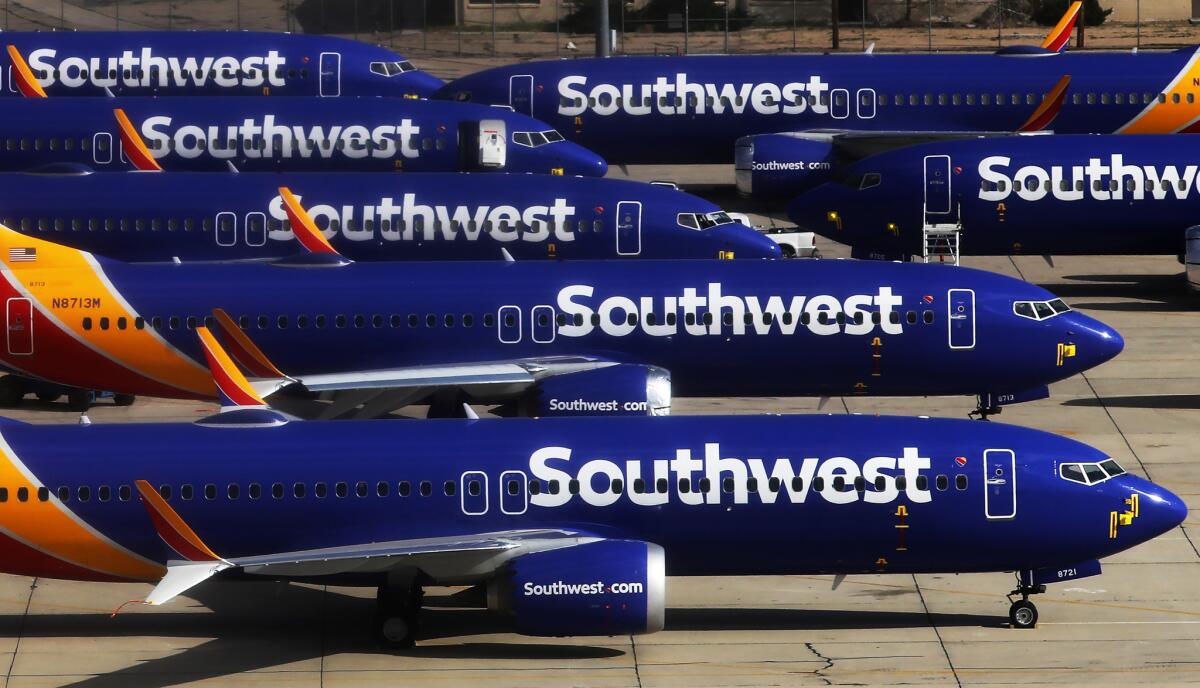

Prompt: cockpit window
[
  {"left": 1059, "top": 459, "right": 1125, "bottom": 485},
  {"left": 370, "top": 60, "right": 417, "bottom": 77},
  {"left": 860, "top": 172, "right": 882, "bottom": 190},
  {"left": 678, "top": 211, "right": 734, "bottom": 230},
  {"left": 512, "top": 130, "right": 565, "bottom": 148},
  {"left": 1013, "top": 299, "right": 1072, "bottom": 321}
]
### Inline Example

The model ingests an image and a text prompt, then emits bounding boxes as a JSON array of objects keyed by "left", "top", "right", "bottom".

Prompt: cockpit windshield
[
  {"left": 370, "top": 60, "right": 417, "bottom": 77},
  {"left": 1059, "top": 459, "right": 1126, "bottom": 485},
  {"left": 840, "top": 172, "right": 882, "bottom": 190},
  {"left": 677, "top": 211, "right": 734, "bottom": 230},
  {"left": 1013, "top": 298, "right": 1072, "bottom": 321},
  {"left": 512, "top": 130, "right": 566, "bottom": 148}
]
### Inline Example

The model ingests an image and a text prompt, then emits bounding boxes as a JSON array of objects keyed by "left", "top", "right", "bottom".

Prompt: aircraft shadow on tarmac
[
  {"left": 1046, "top": 273, "right": 1196, "bottom": 312},
  {"left": 1065, "top": 394, "right": 1200, "bottom": 409},
  {"left": 0, "top": 580, "right": 997, "bottom": 688}
]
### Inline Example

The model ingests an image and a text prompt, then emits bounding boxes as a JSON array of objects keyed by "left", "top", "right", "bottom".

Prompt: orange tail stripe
[
  {"left": 1041, "top": 1, "right": 1081, "bottom": 52},
  {"left": 1119, "top": 47, "right": 1200, "bottom": 134},
  {"left": 196, "top": 327, "right": 265, "bottom": 407},
  {"left": 113, "top": 108, "right": 164, "bottom": 172},
  {"left": 279, "top": 187, "right": 340, "bottom": 255},
  {"left": 135, "top": 480, "right": 221, "bottom": 562},
  {"left": 6, "top": 46, "right": 47, "bottom": 98},
  {"left": 1019, "top": 75, "right": 1070, "bottom": 132},
  {"left": 211, "top": 308, "right": 286, "bottom": 378}
]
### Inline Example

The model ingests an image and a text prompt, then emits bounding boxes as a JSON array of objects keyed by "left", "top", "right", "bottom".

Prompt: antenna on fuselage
[{"left": 501, "top": 248, "right": 515, "bottom": 262}]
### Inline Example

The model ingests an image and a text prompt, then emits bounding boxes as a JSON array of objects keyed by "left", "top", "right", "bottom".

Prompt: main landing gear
[
  {"left": 376, "top": 572, "right": 425, "bottom": 649},
  {"left": 1006, "top": 578, "right": 1045, "bottom": 629}
]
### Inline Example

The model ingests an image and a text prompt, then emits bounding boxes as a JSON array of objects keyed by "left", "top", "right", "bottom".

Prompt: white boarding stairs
[{"left": 921, "top": 203, "right": 961, "bottom": 265}]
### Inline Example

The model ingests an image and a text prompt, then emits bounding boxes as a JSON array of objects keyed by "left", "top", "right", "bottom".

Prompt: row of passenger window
[
  {"left": 79, "top": 307, "right": 940, "bottom": 333},
  {"left": 35, "top": 67, "right": 310, "bottom": 81},
  {"left": 563, "top": 90, "right": 1189, "bottom": 110},
  {"left": 6, "top": 215, "right": 606, "bottom": 235},
  {"left": 0, "top": 472, "right": 970, "bottom": 505},
  {"left": 983, "top": 177, "right": 1192, "bottom": 193},
  {"left": 141, "top": 135, "right": 447, "bottom": 153}
]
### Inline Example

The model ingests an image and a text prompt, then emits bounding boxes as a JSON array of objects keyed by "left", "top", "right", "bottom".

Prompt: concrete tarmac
[{"left": 0, "top": 171, "right": 1195, "bottom": 686}]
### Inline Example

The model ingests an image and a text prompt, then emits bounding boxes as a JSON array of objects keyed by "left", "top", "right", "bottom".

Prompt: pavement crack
[
  {"left": 912, "top": 574, "right": 963, "bottom": 688},
  {"left": 5, "top": 577, "right": 36, "bottom": 688},
  {"left": 630, "top": 634, "right": 643, "bottom": 688},
  {"left": 804, "top": 642, "right": 834, "bottom": 686}
]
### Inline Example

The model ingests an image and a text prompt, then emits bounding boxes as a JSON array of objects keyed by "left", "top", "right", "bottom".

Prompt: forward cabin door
[
  {"left": 984, "top": 449, "right": 1017, "bottom": 519},
  {"left": 924, "top": 154, "right": 952, "bottom": 215},
  {"left": 616, "top": 201, "right": 642, "bottom": 256},
  {"left": 509, "top": 74, "right": 534, "bottom": 116},
  {"left": 319, "top": 52, "right": 341, "bottom": 97},
  {"left": 478, "top": 119, "right": 507, "bottom": 169},
  {"left": 5, "top": 298, "right": 32, "bottom": 356},
  {"left": 947, "top": 288, "right": 975, "bottom": 350}
]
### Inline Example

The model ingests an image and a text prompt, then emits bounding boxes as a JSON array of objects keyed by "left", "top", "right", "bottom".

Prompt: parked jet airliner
[
  {"left": 0, "top": 216, "right": 1121, "bottom": 417},
  {"left": 0, "top": 97, "right": 606, "bottom": 175},
  {"left": 0, "top": 340, "right": 1178, "bottom": 645},
  {"left": 0, "top": 172, "right": 778, "bottom": 261},
  {"left": 437, "top": 38, "right": 1200, "bottom": 165},
  {"left": 1, "top": 31, "right": 442, "bottom": 98},
  {"left": 785, "top": 134, "right": 1200, "bottom": 262}
]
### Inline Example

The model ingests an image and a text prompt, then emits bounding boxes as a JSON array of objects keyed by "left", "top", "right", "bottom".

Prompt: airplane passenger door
[
  {"left": 831, "top": 88, "right": 850, "bottom": 119},
  {"left": 509, "top": 74, "right": 534, "bottom": 116},
  {"left": 499, "top": 470, "right": 528, "bottom": 515},
  {"left": 460, "top": 471, "right": 488, "bottom": 515},
  {"left": 319, "top": 52, "right": 341, "bottom": 97},
  {"left": 616, "top": 201, "right": 642, "bottom": 256},
  {"left": 947, "top": 288, "right": 975, "bottom": 350},
  {"left": 478, "top": 119, "right": 507, "bottom": 169},
  {"left": 924, "top": 155, "right": 952, "bottom": 215},
  {"left": 984, "top": 449, "right": 1017, "bottom": 519},
  {"left": 215, "top": 212, "right": 237, "bottom": 247},
  {"left": 498, "top": 305, "right": 522, "bottom": 343},
  {"left": 5, "top": 298, "right": 33, "bottom": 356},
  {"left": 856, "top": 88, "right": 876, "bottom": 119}
]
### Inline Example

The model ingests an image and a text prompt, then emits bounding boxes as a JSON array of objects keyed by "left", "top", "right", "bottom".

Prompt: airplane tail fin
[
  {"left": 1019, "top": 75, "right": 1071, "bottom": 132},
  {"left": 114, "top": 109, "right": 164, "bottom": 172},
  {"left": 6, "top": 46, "right": 46, "bottom": 98},
  {"left": 278, "top": 187, "right": 350, "bottom": 262},
  {"left": 195, "top": 326, "right": 269, "bottom": 409},
  {"left": 1041, "top": 1, "right": 1082, "bottom": 53}
]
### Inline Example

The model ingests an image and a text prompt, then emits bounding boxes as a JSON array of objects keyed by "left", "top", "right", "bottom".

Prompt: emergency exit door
[
  {"left": 924, "top": 155, "right": 951, "bottom": 215},
  {"left": 616, "top": 201, "right": 642, "bottom": 256},
  {"left": 984, "top": 449, "right": 1016, "bottom": 519},
  {"left": 6, "top": 298, "right": 32, "bottom": 356},
  {"left": 319, "top": 52, "right": 341, "bottom": 97},
  {"left": 509, "top": 75, "right": 534, "bottom": 116}
]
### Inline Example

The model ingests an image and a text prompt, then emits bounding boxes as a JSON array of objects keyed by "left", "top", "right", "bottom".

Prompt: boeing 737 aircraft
[
  {"left": 436, "top": 38, "right": 1200, "bottom": 165},
  {"left": 0, "top": 216, "right": 1121, "bottom": 417},
  {"left": 0, "top": 172, "right": 778, "bottom": 261},
  {"left": 1, "top": 31, "right": 442, "bottom": 98},
  {"left": 0, "top": 97, "right": 606, "bottom": 175},
  {"left": 0, "top": 344, "right": 1179, "bottom": 645},
  {"left": 785, "top": 134, "right": 1200, "bottom": 261}
]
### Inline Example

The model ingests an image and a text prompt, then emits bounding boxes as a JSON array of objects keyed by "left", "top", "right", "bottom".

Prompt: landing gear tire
[
  {"left": 1009, "top": 600, "right": 1038, "bottom": 629},
  {"left": 66, "top": 389, "right": 92, "bottom": 412},
  {"left": 112, "top": 394, "right": 136, "bottom": 407},
  {"left": 0, "top": 377, "right": 25, "bottom": 407},
  {"left": 375, "top": 582, "right": 423, "bottom": 650}
]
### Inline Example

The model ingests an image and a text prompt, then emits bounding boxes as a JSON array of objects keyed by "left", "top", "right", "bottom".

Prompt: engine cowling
[
  {"left": 735, "top": 134, "right": 839, "bottom": 198},
  {"left": 488, "top": 540, "right": 666, "bottom": 637},
  {"left": 1185, "top": 226, "right": 1200, "bottom": 292},
  {"left": 522, "top": 364, "right": 671, "bottom": 417}
]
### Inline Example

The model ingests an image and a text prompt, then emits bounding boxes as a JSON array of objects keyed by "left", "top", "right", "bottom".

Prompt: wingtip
[
  {"left": 196, "top": 326, "right": 268, "bottom": 409},
  {"left": 6, "top": 45, "right": 47, "bottom": 98},
  {"left": 113, "top": 108, "right": 164, "bottom": 172},
  {"left": 278, "top": 187, "right": 345, "bottom": 259}
]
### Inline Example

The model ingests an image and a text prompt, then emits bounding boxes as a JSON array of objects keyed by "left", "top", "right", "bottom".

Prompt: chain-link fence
[{"left": 0, "top": 1, "right": 1188, "bottom": 60}]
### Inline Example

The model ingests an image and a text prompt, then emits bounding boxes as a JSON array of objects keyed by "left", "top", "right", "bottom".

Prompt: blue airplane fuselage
[{"left": 436, "top": 50, "right": 1200, "bottom": 163}]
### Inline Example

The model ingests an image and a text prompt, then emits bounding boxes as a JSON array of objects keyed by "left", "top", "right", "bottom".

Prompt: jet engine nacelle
[
  {"left": 523, "top": 364, "right": 671, "bottom": 417},
  {"left": 1185, "top": 226, "right": 1200, "bottom": 292},
  {"left": 488, "top": 540, "right": 666, "bottom": 637},
  {"left": 735, "top": 134, "right": 838, "bottom": 198}
]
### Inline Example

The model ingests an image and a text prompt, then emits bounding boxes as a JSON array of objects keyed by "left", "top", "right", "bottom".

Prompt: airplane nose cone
[
  {"left": 1063, "top": 311, "right": 1125, "bottom": 372},
  {"left": 1118, "top": 477, "right": 1188, "bottom": 542},
  {"left": 402, "top": 71, "right": 447, "bottom": 98},
  {"left": 708, "top": 224, "right": 783, "bottom": 260},
  {"left": 558, "top": 144, "right": 608, "bottom": 178}
]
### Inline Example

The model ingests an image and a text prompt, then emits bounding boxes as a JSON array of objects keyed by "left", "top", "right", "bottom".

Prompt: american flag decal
[{"left": 7, "top": 248, "right": 36, "bottom": 263}]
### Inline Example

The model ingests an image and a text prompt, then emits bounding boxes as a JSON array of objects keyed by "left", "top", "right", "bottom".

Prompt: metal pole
[
  {"left": 236, "top": 0, "right": 241, "bottom": 30},
  {"left": 1076, "top": 1, "right": 1085, "bottom": 48},
  {"left": 619, "top": 0, "right": 624, "bottom": 56},
  {"left": 792, "top": 0, "right": 797, "bottom": 51},
  {"left": 168, "top": 1, "right": 173, "bottom": 31},
  {"left": 831, "top": 0, "right": 839, "bottom": 49},
  {"left": 491, "top": 0, "right": 497, "bottom": 56},
  {"left": 996, "top": 0, "right": 1001, "bottom": 48},
  {"left": 60, "top": 0, "right": 64, "bottom": 29},
  {"left": 860, "top": 0, "right": 866, "bottom": 50},
  {"left": 684, "top": 0, "right": 689, "bottom": 55},
  {"left": 557, "top": 0, "right": 561, "bottom": 57},
  {"left": 286, "top": 0, "right": 291, "bottom": 32},
  {"left": 1137, "top": 0, "right": 1141, "bottom": 48},
  {"left": 926, "top": 0, "right": 931, "bottom": 51},
  {"left": 597, "top": 0, "right": 610, "bottom": 57},
  {"left": 423, "top": 0, "right": 428, "bottom": 50},
  {"left": 724, "top": 0, "right": 729, "bottom": 54},
  {"left": 115, "top": 0, "right": 120, "bottom": 30}
]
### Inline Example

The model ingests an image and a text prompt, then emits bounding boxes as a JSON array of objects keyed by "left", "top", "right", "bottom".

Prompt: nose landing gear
[
  {"left": 969, "top": 396, "right": 1000, "bottom": 421},
  {"left": 1006, "top": 578, "right": 1046, "bottom": 629}
]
